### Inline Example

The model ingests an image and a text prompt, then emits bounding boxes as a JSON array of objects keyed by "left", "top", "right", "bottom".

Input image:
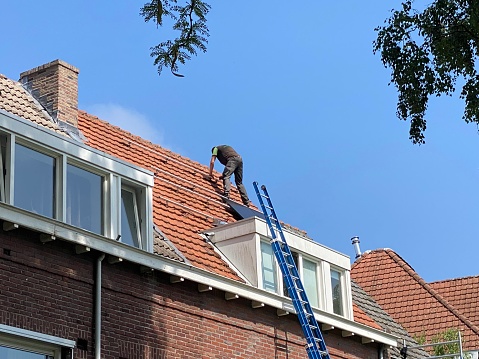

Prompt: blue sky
[{"left": 2, "top": 1, "right": 479, "bottom": 283}]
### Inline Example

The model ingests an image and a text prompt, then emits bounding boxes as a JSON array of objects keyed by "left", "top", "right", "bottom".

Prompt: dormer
[
  {"left": 0, "top": 109, "right": 154, "bottom": 252},
  {"left": 205, "top": 216, "right": 353, "bottom": 319}
]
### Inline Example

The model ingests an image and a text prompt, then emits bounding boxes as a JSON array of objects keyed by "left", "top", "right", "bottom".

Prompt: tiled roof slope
[
  {"left": 153, "top": 227, "right": 186, "bottom": 262},
  {"left": 352, "top": 280, "right": 430, "bottom": 359},
  {"left": 0, "top": 71, "right": 384, "bottom": 331},
  {"left": 78, "top": 111, "right": 244, "bottom": 281},
  {"left": 78, "top": 112, "right": 387, "bottom": 329},
  {"left": 351, "top": 249, "right": 479, "bottom": 351},
  {"left": 352, "top": 303, "right": 382, "bottom": 330},
  {"left": 0, "top": 74, "right": 67, "bottom": 135},
  {"left": 430, "top": 275, "right": 479, "bottom": 328}
]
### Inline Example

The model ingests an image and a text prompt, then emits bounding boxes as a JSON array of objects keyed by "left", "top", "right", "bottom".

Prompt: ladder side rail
[
  {"left": 253, "top": 182, "right": 330, "bottom": 359},
  {"left": 255, "top": 182, "right": 327, "bottom": 335},
  {"left": 271, "top": 239, "right": 325, "bottom": 359},
  {"left": 253, "top": 183, "right": 279, "bottom": 242},
  {"left": 278, "top": 240, "right": 329, "bottom": 357}
]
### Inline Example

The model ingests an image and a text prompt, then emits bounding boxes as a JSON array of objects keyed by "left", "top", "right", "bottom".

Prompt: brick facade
[{"left": 0, "top": 226, "right": 381, "bottom": 359}]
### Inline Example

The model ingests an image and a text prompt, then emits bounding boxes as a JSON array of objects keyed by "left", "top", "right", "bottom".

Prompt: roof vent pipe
[{"left": 351, "top": 236, "right": 361, "bottom": 259}]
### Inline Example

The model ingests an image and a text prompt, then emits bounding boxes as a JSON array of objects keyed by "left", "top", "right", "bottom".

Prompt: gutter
[{"left": 0, "top": 204, "right": 399, "bottom": 347}]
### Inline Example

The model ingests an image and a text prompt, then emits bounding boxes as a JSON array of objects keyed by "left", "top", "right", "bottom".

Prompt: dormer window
[
  {"left": 120, "top": 186, "right": 141, "bottom": 248},
  {"left": 210, "top": 218, "right": 352, "bottom": 319},
  {"left": 303, "top": 257, "right": 319, "bottom": 308},
  {"left": 261, "top": 240, "right": 325, "bottom": 310},
  {"left": 0, "top": 116, "right": 154, "bottom": 251},
  {"left": 260, "top": 241, "right": 278, "bottom": 292},
  {"left": 330, "top": 268, "right": 343, "bottom": 315},
  {"left": 14, "top": 143, "right": 56, "bottom": 218},
  {"left": 66, "top": 163, "right": 104, "bottom": 234}
]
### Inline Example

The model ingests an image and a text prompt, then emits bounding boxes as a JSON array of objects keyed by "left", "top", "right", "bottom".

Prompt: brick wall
[{"left": 0, "top": 225, "right": 380, "bottom": 359}]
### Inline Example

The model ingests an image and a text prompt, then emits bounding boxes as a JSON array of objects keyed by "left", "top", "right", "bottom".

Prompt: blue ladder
[{"left": 253, "top": 182, "right": 330, "bottom": 359}]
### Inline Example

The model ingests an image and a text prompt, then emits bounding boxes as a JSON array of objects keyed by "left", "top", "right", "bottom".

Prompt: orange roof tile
[
  {"left": 77, "top": 111, "right": 245, "bottom": 281},
  {"left": 430, "top": 275, "right": 479, "bottom": 329},
  {"left": 351, "top": 249, "right": 479, "bottom": 350},
  {"left": 352, "top": 303, "right": 382, "bottom": 330},
  {"left": 0, "top": 74, "right": 68, "bottom": 136}
]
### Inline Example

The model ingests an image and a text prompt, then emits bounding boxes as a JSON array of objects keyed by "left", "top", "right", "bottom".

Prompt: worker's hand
[{"left": 206, "top": 174, "right": 215, "bottom": 182}]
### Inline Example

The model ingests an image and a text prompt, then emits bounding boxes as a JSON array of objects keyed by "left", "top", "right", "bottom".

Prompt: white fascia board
[
  {"left": 0, "top": 204, "right": 398, "bottom": 347},
  {"left": 0, "top": 324, "right": 76, "bottom": 348},
  {"left": 0, "top": 110, "right": 153, "bottom": 186},
  {"left": 207, "top": 217, "right": 351, "bottom": 270}
]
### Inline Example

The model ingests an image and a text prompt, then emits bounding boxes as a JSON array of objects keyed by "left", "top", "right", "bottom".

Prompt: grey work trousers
[{"left": 222, "top": 156, "right": 250, "bottom": 205}]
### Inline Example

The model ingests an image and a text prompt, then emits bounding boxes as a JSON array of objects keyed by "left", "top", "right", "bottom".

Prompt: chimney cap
[{"left": 20, "top": 59, "right": 79, "bottom": 79}]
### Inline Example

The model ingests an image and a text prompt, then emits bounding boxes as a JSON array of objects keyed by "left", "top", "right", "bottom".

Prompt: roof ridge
[
  {"left": 429, "top": 274, "right": 479, "bottom": 285},
  {"left": 385, "top": 249, "right": 479, "bottom": 336},
  {"left": 350, "top": 248, "right": 388, "bottom": 269}
]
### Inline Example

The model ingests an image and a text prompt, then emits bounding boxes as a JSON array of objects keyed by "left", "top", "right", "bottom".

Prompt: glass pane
[
  {"left": 14, "top": 144, "right": 55, "bottom": 218},
  {"left": 260, "top": 241, "right": 277, "bottom": 293},
  {"left": 330, "top": 269, "right": 343, "bottom": 315},
  {"left": 283, "top": 252, "right": 298, "bottom": 298},
  {"left": 121, "top": 188, "right": 140, "bottom": 247},
  {"left": 0, "top": 135, "right": 6, "bottom": 202},
  {"left": 0, "top": 134, "right": 6, "bottom": 202},
  {"left": 0, "top": 345, "right": 53, "bottom": 359},
  {"left": 67, "top": 164, "right": 102, "bottom": 234},
  {"left": 303, "top": 258, "right": 319, "bottom": 307}
]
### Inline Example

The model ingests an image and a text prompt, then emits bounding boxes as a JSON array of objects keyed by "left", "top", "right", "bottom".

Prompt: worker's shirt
[{"left": 212, "top": 145, "right": 240, "bottom": 166}]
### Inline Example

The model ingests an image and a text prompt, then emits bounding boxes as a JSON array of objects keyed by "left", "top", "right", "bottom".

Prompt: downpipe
[{"left": 95, "top": 253, "right": 105, "bottom": 359}]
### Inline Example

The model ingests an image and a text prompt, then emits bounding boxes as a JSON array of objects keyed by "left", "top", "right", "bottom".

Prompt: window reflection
[
  {"left": 331, "top": 269, "right": 343, "bottom": 315},
  {"left": 261, "top": 241, "right": 277, "bottom": 293},
  {"left": 0, "top": 345, "right": 53, "bottom": 359},
  {"left": 66, "top": 164, "right": 102, "bottom": 234},
  {"left": 14, "top": 144, "right": 55, "bottom": 218},
  {"left": 120, "top": 188, "right": 140, "bottom": 248},
  {"left": 303, "top": 258, "right": 319, "bottom": 307},
  {"left": 0, "top": 134, "right": 7, "bottom": 202}
]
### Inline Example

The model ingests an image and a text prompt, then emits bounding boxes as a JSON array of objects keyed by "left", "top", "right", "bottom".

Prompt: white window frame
[
  {"left": 119, "top": 184, "right": 142, "bottom": 248},
  {"left": 259, "top": 238, "right": 351, "bottom": 317},
  {"left": 65, "top": 159, "right": 106, "bottom": 235},
  {"left": 330, "top": 267, "right": 343, "bottom": 315},
  {"left": 301, "top": 255, "right": 321, "bottom": 309},
  {"left": 0, "top": 324, "right": 75, "bottom": 359},
  {"left": 0, "top": 131, "right": 6, "bottom": 202},
  {"left": 13, "top": 139, "right": 59, "bottom": 219},
  {"left": 259, "top": 240, "right": 279, "bottom": 293}
]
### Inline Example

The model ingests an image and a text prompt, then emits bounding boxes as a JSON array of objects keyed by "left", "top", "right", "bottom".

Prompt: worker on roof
[{"left": 208, "top": 145, "right": 251, "bottom": 207}]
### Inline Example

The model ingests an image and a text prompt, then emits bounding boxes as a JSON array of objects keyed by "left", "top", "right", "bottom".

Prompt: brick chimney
[{"left": 19, "top": 59, "right": 79, "bottom": 127}]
